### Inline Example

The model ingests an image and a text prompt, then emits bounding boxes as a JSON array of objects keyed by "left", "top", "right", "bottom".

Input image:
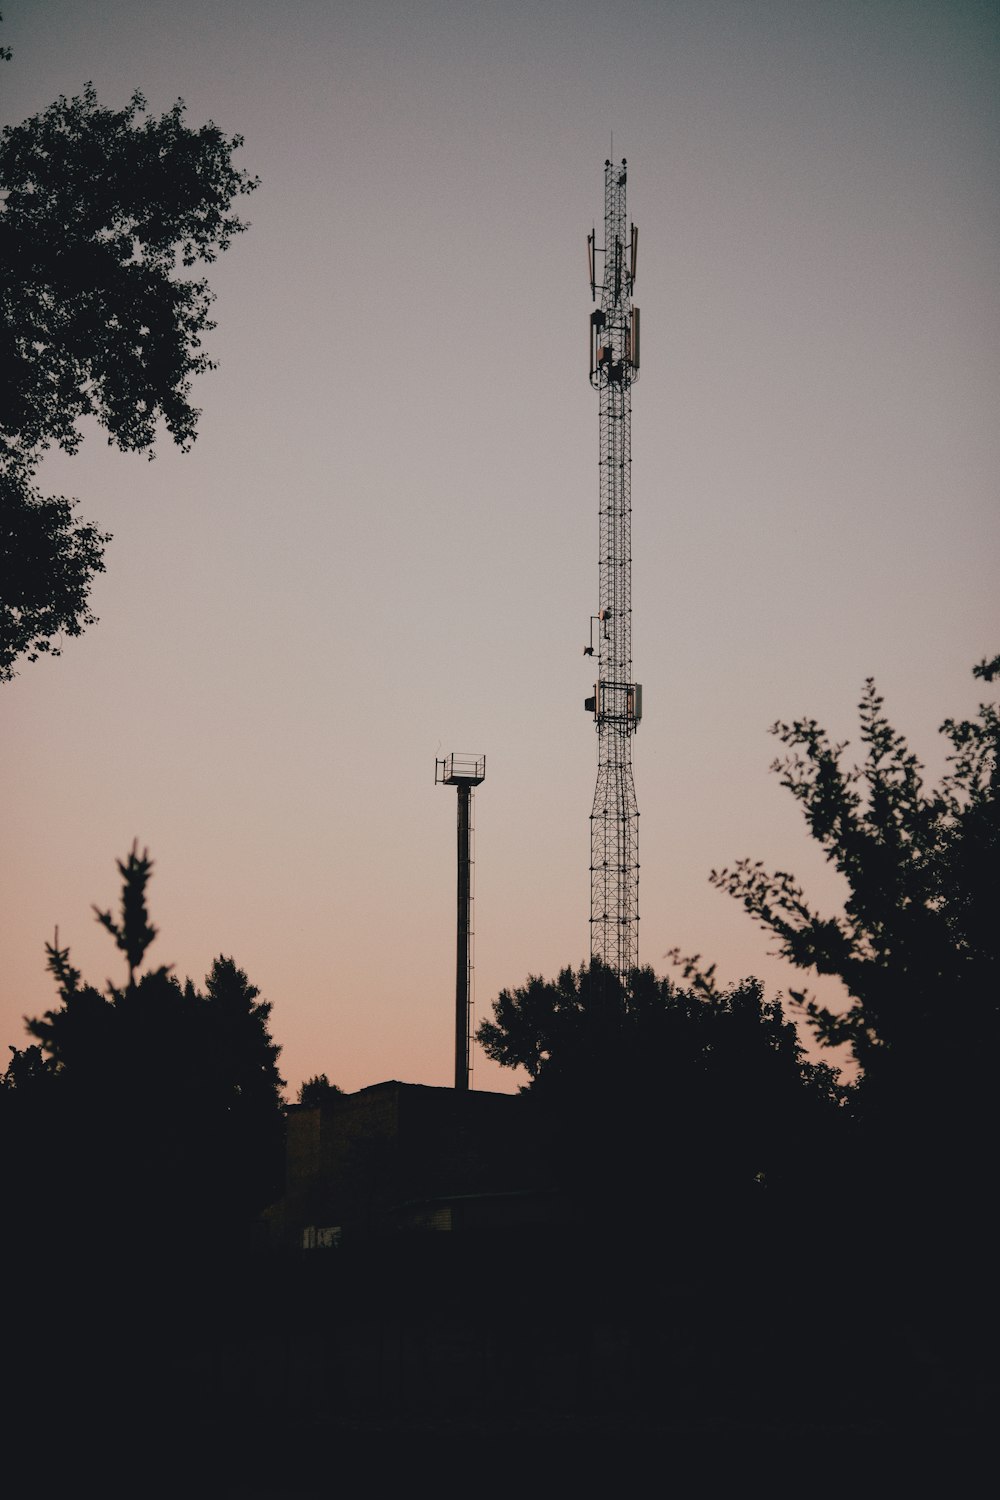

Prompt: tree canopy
[
  {"left": 298, "top": 1073, "right": 344, "bottom": 1107},
  {"left": 0, "top": 79, "right": 257, "bottom": 678},
  {"left": 0, "top": 468, "right": 110, "bottom": 678},
  {"left": 706, "top": 657, "right": 999, "bottom": 1112},
  {"left": 477, "top": 960, "right": 845, "bottom": 1210},
  {"left": 4, "top": 844, "right": 285, "bottom": 1242},
  {"left": 0, "top": 83, "right": 257, "bottom": 465}
]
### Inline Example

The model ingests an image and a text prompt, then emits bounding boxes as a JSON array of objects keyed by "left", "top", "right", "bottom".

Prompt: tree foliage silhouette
[
  {"left": 707, "top": 657, "right": 999, "bottom": 1117},
  {"left": 3, "top": 839, "right": 287, "bottom": 1461},
  {"left": 0, "top": 76, "right": 257, "bottom": 678},
  {"left": 14, "top": 846, "right": 285, "bottom": 1241},
  {"left": 674, "top": 639, "right": 1000, "bottom": 1412},
  {"left": 478, "top": 960, "right": 845, "bottom": 1210},
  {"left": 298, "top": 1073, "right": 343, "bottom": 1107},
  {"left": 0, "top": 467, "right": 110, "bottom": 679},
  {"left": 91, "top": 839, "right": 159, "bottom": 984}
]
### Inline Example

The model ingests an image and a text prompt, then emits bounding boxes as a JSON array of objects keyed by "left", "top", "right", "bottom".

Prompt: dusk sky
[{"left": 2, "top": 0, "right": 997, "bottom": 1098}]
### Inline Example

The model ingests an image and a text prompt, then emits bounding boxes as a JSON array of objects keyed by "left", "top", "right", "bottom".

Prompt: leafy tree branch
[
  {"left": 0, "top": 76, "right": 257, "bottom": 677},
  {"left": 710, "top": 662, "right": 999, "bottom": 1088}
]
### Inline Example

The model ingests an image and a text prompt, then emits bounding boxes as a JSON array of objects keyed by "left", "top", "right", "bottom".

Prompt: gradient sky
[{"left": 2, "top": 0, "right": 997, "bottom": 1098}]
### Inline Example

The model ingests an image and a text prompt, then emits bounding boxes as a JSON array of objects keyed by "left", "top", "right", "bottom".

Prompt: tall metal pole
[
  {"left": 455, "top": 782, "right": 471, "bottom": 1091},
  {"left": 585, "top": 159, "right": 642, "bottom": 985},
  {"left": 435, "top": 754, "right": 485, "bottom": 1089}
]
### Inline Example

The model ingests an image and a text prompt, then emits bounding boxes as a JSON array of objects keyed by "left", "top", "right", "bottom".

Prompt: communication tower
[
  {"left": 585, "top": 159, "right": 641, "bottom": 983},
  {"left": 435, "top": 753, "right": 485, "bottom": 1090}
]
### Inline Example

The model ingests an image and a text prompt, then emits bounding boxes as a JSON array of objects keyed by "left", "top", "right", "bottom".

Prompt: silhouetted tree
[
  {"left": 0, "top": 1041, "right": 61, "bottom": 1223},
  {"left": 92, "top": 839, "right": 159, "bottom": 982},
  {"left": 0, "top": 77, "right": 257, "bottom": 677},
  {"left": 18, "top": 847, "right": 285, "bottom": 1244},
  {"left": 0, "top": 469, "right": 110, "bottom": 678},
  {"left": 478, "top": 960, "right": 846, "bottom": 1217},
  {"left": 689, "top": 658, "right": 1000, "bottom": 1412},
  {"left": 705, "top": 657, "right": 999, "bottom": 1134},
  {"left": 298, "top": 1073, "right": 343, "bottom": 1107},
  {"left": 3, "top": 843, "right": 287, "bottom": 1460}
]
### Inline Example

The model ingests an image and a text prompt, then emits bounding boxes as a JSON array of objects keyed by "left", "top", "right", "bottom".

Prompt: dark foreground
[{"left": 8, "top": 1214, "right": 996, "bottom": 1497}]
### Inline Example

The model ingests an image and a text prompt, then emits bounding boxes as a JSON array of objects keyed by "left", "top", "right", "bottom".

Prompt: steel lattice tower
[{"left": 585, "top": 158, "right": 641, "bottom": 983}]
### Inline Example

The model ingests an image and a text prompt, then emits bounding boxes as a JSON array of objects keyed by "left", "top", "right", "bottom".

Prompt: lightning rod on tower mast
[{"left": 584, "top": 158, "right": 641, "bottom": 984}]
